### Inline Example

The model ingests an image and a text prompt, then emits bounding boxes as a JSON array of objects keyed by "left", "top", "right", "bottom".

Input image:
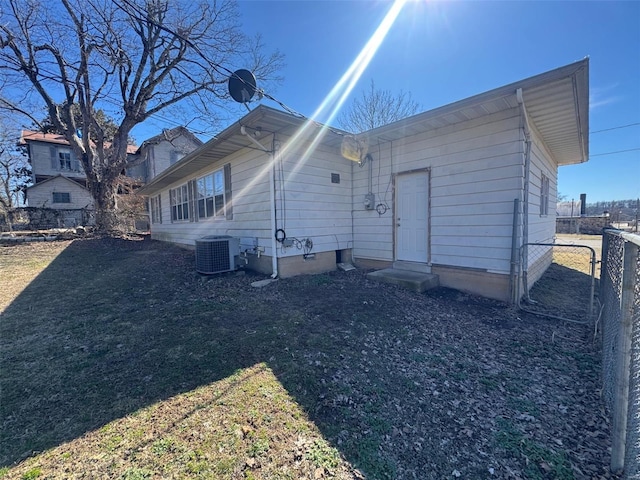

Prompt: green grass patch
[
  {"left": 20, "top": 469, "right": 42, "bottom": 480},
  {"left": 305, "top": 439, "right": 341, "bottom": 469},
  {"left": 495, "top": 419, "right": 573, "bottom": 480}
]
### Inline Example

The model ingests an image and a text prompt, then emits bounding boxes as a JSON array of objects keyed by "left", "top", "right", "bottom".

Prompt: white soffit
[{"left": 367, "top": 59, "right": 589, "bottom": 166}]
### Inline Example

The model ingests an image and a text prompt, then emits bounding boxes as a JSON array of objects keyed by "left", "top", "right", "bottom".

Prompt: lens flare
[{"left": 225, "top": 0, "right": 407, "bottom": 221}]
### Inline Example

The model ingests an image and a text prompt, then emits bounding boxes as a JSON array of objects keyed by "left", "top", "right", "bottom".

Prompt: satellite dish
[{"left": 228, "top": 69, "right": 257, "bottom": 103}]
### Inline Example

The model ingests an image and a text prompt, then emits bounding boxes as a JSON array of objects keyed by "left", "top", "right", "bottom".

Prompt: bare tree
[
  {"left": 0, "top": 0, "right": 283, "bottom": 231},
  {"left": 338, "top": 80, "right": 420, "bottom": 134},
  {"left": 0, "top": 122, "right": 30, "bottom": 211}
]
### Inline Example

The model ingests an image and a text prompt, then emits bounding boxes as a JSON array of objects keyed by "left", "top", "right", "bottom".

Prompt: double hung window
[
  {"left": 197, "top": 170, "right": 225, "bottom": 219},
  {"left": 150, "top": 195, "right": 162, "bottom": 224},
  {"left": 170, "top": 184, "right": 190, "bottom": 221},
  {"left": 540, "top": 174, "right": 550, "bottom": 216},
  {"left": 58, "top": 149, "right": 72, "bottom": 170}
]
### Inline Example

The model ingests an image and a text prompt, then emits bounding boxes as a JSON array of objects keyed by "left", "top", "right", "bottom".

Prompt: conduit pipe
[
  {"left": 240, "top": 125, "right": 278, "bottom": 278},
  {"left": 516, "top": 88, "right": 532, "bottom": 301},
  {"left": 269, "top": 139, "right": 279, "bottom": 278}
]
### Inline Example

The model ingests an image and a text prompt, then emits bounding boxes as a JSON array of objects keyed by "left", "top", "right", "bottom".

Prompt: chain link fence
[
  {"left": 601, "top": 229, "right": 640, "bottom": 477},
  {"left": 519, "top": 242, "right": 597, "bottom": 323}
]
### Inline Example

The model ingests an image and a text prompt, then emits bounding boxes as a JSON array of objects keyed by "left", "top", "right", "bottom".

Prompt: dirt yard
[{"left": 0, "top": 237, "right": 615, "bottom": 479}]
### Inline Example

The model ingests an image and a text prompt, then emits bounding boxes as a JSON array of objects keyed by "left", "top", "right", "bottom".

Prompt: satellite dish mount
[
  {"left": 228, "top": 69, "right": 258, "bottom": 111},
  {"left": 341, "top": 135, "right": 369, "bottom": 166}
]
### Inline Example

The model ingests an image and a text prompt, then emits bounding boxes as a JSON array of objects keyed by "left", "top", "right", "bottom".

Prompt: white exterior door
[{"left": 396, "top": 171, "right": 429, "bottom": 263}]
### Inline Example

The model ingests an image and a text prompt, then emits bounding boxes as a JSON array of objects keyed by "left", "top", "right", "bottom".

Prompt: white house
[
  {"left": 138, "top": 60, "right": 589, "bottom": 302},
  {"left": 126, "top": 126, "right": 203, "bottom": 184},
  {"left": 26, "top": 175, "right": 94, "bottom": 210},
  {"left": 21, "top": 127, "right": 201, "bottom": 217}
]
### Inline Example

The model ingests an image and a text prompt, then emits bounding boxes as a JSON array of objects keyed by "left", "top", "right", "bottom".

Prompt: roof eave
[
  {"left": 137, "top": 107, "right": 271, "bottom": 195},
  {"left": 138, "top": 105, "right": 346, "bottom": 196},
  {"left": 367, "top": 59, "right": 590, "bottom": 167}
]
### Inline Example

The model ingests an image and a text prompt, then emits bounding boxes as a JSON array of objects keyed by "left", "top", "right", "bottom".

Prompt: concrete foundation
[
  {"left": 431, "top": 264, "right": 511, "bottom": 302},
  {"left": 277, "top": 250, "right": 348, "bottom": 278},
  {"left": 367, "top": 268, "right": 439, "bottom": 293}
]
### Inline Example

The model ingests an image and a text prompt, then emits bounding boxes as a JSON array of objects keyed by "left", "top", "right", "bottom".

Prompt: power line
[
  {"left": 114, "top": 0, "right": 349, "bottom": 137},
  {"left": 590, "top": 148, "right": 640, "bottom": 157},
  {"left": 590, "top": 122, "right": 640, "bottom": 134}
]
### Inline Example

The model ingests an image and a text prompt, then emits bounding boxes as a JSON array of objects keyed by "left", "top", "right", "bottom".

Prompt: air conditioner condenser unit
[{"left": 195, "top": 235, "right": 240, "bottom": 274}]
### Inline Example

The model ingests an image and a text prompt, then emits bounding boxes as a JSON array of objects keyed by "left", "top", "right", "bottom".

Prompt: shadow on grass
[
  {"left": 0, "top": 237, "right": 609, "bottom": 478},
  {"left": 2, "top": 238, "right": 401, "bottom": 475},
  {"left": 0, "top": 238, "right": 265, "bottom": 467}
]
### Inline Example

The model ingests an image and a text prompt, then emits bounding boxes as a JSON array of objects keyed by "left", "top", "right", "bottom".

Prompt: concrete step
[{"left": 366, "top": 268, "right": 439, "bottom": 293}]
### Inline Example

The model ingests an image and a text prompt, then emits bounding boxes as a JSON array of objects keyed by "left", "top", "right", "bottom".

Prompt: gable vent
[{"left": 195, "top": 235, "right": 240, "bottom": 274}]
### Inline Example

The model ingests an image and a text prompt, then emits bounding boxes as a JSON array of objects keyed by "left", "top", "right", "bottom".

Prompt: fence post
[
  {"left": 589, "top": 248, "right": 596, "bottom": 320},
  {"left": 601, "top": 231, "right": 610, "bottom": 299},
  {"left": 611, "top": 242, "right": 638, "bottom": 473}
]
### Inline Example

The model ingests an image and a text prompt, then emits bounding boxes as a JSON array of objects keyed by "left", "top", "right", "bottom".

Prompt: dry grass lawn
[{"left": 0, "top": 237, "right": 616, "bottom": 479}]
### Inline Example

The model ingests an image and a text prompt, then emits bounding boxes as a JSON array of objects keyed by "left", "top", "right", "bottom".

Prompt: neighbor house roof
[
  {"left": 21, "top": 130, "right": 139, "bottom": 154},
  {"left": 135, "top": 126, "right": 203, "bottom": 152},
  {"left": 21, "top": 130, "right": 72, "bottom": 146},
  {"left": 26, "top": 174, "right": 89, "bottom": 191}
]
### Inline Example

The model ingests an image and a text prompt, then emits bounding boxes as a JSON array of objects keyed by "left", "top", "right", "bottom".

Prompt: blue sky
[{"left": 138, "top": 1, "right": 640, "bottom": 203}]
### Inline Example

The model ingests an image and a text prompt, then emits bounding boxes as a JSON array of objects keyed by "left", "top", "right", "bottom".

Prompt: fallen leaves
[{"left": 0, "top": 238, "right": 618, "bottom": 479}]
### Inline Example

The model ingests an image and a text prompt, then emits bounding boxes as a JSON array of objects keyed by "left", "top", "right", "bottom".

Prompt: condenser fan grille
[{"left": 195, "top": 236, "right": 239, "bottom": 274}]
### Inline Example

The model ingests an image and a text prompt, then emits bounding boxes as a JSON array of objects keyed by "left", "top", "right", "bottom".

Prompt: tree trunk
[{"left": 89, "top": 178, "right": 118, "bottom": 232}]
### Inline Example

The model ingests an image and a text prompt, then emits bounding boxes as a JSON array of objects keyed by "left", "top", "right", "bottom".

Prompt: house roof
[
  {"left": 136, "top": 126, "right": 203, "bottom": 152},
  {"left": 363, "top": 58, "right": 589, "bottom": 166},
  {"left": 138, "top": 106, "right": 346, "bottom": 195},
  {"left": 26, "top": 174, "right": 89, "bottom": 191},
  {"left": 139, "top": 59, "right": 589, "bottom": 195},
  {"left": 21, "top": 130, "right": 139, "bottom": 154},
  {"left": 21, "top": 130, "right": 72, "bottom": 147}
]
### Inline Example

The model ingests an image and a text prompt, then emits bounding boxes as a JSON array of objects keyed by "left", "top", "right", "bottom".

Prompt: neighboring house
[
  {"left": 20, "top": 131, "right": 87, "bottom": 186},
  {"left": 20, "top": 127, "right": 201, "bottom": 218},
  {"left": 138, "top": 60, "right": 589, "bottom": 302},
  {"left": 26, "top": 175, "right": 94, "bottom": 209},
  {"left": 126, "top": 127, "right": 203, "bottom": 184},
  {"left": 26, "top": 175, "right": 95, "bottom": 228}
]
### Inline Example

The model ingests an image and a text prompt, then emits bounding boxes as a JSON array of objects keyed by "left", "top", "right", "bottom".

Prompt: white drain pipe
[{"left": 269, "top": 139, "right": 279, "bottom": 278}]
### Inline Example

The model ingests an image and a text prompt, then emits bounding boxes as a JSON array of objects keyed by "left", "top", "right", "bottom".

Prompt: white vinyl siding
[
  {"left": 27, "top": 176, "right": 94, "bottom": 209},
  {"left": 149, "top": 147, "right": 272, "bottom": 253},
  {"left": 527, "top": 125, "right": 557, "bottom": 243},
  {"left": 148, "top": 134, "right": 353, "bottom": 259},
  {"left": 274, "top": 141, "right": 353, "bottom": 256},
  {"left": 352, "top": 108, "right": 524, "bottom": 273}
]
